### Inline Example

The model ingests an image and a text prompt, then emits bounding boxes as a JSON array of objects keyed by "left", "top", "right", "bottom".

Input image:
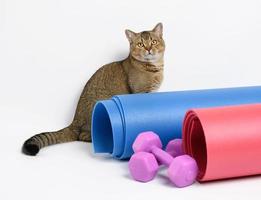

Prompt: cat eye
[
  {"left": 152, "top": 40, "right": 157, "bottom": 45},
  {"left": 137, "top": 42, "right": 144, "bottom": 47}
]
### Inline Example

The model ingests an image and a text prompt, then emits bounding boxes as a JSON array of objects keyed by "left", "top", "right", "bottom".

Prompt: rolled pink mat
[{"left": 183, "top": 103, "right": 261, "bottom": 182}]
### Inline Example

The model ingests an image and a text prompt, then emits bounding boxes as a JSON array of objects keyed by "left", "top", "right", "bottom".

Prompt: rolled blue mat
[{"left": 91, "top": 86, "right": 261, "bottom": 159}]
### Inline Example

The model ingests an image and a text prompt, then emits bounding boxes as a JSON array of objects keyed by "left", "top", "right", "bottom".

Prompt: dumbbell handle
[{"left": 151, "top": 146, "right": 173, "bottom": 166}]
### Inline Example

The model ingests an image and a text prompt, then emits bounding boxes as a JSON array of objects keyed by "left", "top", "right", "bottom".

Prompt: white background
[{"left": 1, "top": 0, "right": 261, "bottom": 199}]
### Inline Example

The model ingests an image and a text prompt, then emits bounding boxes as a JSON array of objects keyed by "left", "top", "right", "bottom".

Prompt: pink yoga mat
[{"left": 183, "top": 104, "right": 261, "bottom": 182}]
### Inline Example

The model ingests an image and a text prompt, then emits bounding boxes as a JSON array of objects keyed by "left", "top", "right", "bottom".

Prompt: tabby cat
[{"left": 22, "top": 23, "right": 165, "bottom": 156}]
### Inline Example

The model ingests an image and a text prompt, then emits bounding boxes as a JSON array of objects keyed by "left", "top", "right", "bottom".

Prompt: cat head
[{"left": 125, "top": 23, "right": 165, "bottom": 63}]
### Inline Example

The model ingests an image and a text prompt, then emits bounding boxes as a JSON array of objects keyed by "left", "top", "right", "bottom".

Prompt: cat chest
[{"left": 134, "top": 72, "right": 163, "bottom": 89}]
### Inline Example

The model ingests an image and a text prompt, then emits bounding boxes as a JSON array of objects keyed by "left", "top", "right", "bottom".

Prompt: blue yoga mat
[{"left": 91, "top": 86, "right": 261, "bottom": 159}]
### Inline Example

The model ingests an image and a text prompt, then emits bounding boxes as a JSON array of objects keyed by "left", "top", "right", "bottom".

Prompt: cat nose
[
  {"left": 146, "top": 49, "right": 152, "bottom": 54},
  {"left": 145, "top": 46, "right": 152, "bottom": 52}
]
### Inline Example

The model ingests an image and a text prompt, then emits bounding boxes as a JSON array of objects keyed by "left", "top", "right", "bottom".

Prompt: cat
[{"left": 22, "top": 23, "right": 165, "bottom": 156}]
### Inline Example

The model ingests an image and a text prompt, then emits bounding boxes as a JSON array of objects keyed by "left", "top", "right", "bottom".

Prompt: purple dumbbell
[
  {"left": 128, "top": 131, "right": 198, "bottom": 187},
  {"left": 165, "top": 138, "right": 184, "bottom": 157},
  {"left": 128, "top": 152, "right": 159, "bottom": 182},
  {"left": 154, "top": 138, "right": 184, "bottom": 165}
]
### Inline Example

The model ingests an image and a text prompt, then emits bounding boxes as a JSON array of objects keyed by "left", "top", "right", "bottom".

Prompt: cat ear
[
  {"left": 152, "top": 23, "right": 163, "bottom": 37},
  {"left": 125, "top": 29, "right": 137, "bottom": 43}
]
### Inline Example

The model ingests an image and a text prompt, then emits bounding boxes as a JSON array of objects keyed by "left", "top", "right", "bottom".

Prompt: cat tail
[{"left": 22, "top": 125, "right": 79, "bottom": 156}]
